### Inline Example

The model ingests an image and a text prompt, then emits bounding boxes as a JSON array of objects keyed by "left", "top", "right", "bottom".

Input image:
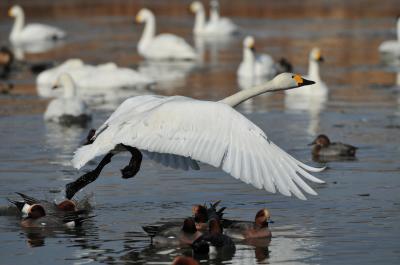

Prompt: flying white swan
[
  {"left": 69, "top": 73, "right": 325, "bottom": 200},
  {"left": 190, "top": 1, "right": 238, "bottom": 36},
  {"left": 44, "top": 73, "right": 91, "bottom": 125},
  {"left": 37, "top": 59, "right": 154, "bottom": 98},
  {"left": 8, "top": 5, "right": 66, "bottom": 44},
  {"left": 237, "top": 36, "right": 277, "bottom": 79},
  {"left": 379, "top": 17, "right": 400, "bottom": 56},
  {"left": 285, "top": 47, "right": 328, "bottom": 97},
  {"left": 136, "top": 8, "right": 197, "bottom": 60}
]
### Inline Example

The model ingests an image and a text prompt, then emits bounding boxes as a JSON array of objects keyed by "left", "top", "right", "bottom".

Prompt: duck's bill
[{"left": 268, "top": 220, "right": 274, "bottom": 224}]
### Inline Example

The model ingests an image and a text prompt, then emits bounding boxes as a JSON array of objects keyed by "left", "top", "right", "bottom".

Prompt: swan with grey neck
[
  {"left": 136, "top": 8, "right": 197, "bottom": 60},
  {"left": 8, "top": 5, "right": 65, "bottom": 44},
  {"left": 67, "top": 73, "right": 324, "bottom": 200},
  {"left": 379, "top": 17, "right": 400, "bottom": 56},
  {"left": 44, "top": 73, "right": 91, "bottom": 126}
]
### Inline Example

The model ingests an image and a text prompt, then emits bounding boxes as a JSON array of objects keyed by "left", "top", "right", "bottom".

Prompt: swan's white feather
[
  {"left": 140, "top": 34, "right": 197, "bottom": 60},
  {"left": 73, "top": 95, "right": 324, "bottom": 200},
  {"left": 17, "top": 23, "right": 65, "bottom": 42}
]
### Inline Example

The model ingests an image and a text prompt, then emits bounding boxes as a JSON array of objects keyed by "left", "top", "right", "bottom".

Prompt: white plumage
[
  {"left": 8, "top": 5, "right": 65, "bottom": 44},
  {"left": 136, "top": 9, "right": 197, "bottom": 60},
  {"left": 37, "top": 59, "right": 154, "bottom": 98},
  {"left": 72, "top": 73, "right": 325, "bottom": 200},
  {"left": 237, "top": 36, "right": 276, "bottom": 79},
  {"left": 44, "top": 73, "right": 91, "bottom": 124},
  {"left": 190, "top": 1, "right": 238, "bottom": 36},
  {"left": 379, "top": 17, "right": 400, "bottom": 56}
]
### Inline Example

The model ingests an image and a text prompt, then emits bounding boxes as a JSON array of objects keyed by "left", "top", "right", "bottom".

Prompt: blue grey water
[{"left": 0, "top": 1, "right": 400, "bottom": 264}]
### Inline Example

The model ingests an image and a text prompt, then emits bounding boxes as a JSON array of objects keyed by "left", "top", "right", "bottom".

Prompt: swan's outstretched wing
[{"left": 73, "top": 95, "right": 324, "bottom": 200}]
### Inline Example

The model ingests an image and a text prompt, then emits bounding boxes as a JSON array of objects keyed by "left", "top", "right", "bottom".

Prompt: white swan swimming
[
  {"left": 37, "top": 59, "right": 154, "bottom": 98},
  {"left": 136, "top": 8, "right": 197, "bottom": 60},
  {"left": 190, "top": 1, "right": 238, "bottom": 36},
  {"left": 379, "top": 17, "right": 400, "bottom": 56},
  {"left": 44, "top": 73, "right": 91, "bottom": 125},
  {"left": 237, "top": 36, "right": 277, "bottom": 79},
  {"left": 70, "top": 73, "right": 325, "bottom": 200},
  {"left": 285, "top": 47, "right": 328, "bottom": 97},
  {"left": 8, "top": 5, "right": 66, "bottom": 44}
]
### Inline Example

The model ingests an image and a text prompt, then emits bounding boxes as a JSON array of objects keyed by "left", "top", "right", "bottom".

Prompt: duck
[
  {"left": 192, "top": 201, "right": 226, "bottom": 231},
  {"left": 142, "top": 217, "right": 202, "bottom": 247},
  {"left": 379, "top": 17, "right": 400, "bottom": 56},
  {"left": 309, "top": 134, "right": 357, "bottom": 157},
  {"left": 8, "top": 5, "right": 66, "bottom": 44},
  {"left": 192, "top": 219, "right": 236, "bottom": 256},
  {"left": 44, "top": 73, "right": 92, "bottom": 126},
  {"left": 190, "top": 1, "right": 238, "bottom": 36},
  {"left": 8, "top": 192, "right": 84, "bottom": 218},
  {"left": 20, "top": 204, "right": 91, "bottom": 228},
  {"left": 172, "top": 256, "right": 199, "bottom": 265},
  {"left": 67, "top": 73, "right": 325, "bottom": 201},
  {"left": 237, "top": 36, "right": 281, "bottom": 79},
  {"left": 285, "top": 47, "right": 327, "bottom": 97},
  {"left": 0, "top": 47, "right": 14, "bottom": 79},
  {"left": 136, "top": 8, "right": 197, "bottom": 60},
  {"left": 36, "top": 59, "right": 154, "bottom": 98},
  {"left": 223, "top": 209, "right": 272, "bottom": 240}
]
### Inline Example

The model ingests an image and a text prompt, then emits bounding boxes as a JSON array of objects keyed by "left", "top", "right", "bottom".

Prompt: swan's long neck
[
  {"left": 210, "top": 1, "right": 220, "bottom": 23},
  {"left": 397, "top": 18, "right": 400, "bottom": 42},
  {"left": 138, "top": 15, "right": 155, "bottom": 51},
  {"left": 220, "top": 80, "right": 287, "bottom": 107},
  {"left": 242, "top": 47, "right": 255, "bottom": 74},
  {"left": 62, "top": 77, "right": 77, "bottom": 99},
  {"left": 193, "top": 7, "right": 206, "bottom": 33},
  {"left": 308, "top": 59, "right": 320, "bottom": 81},
  {"left": 10, "top": 12, "right": 25, "bottom": 41}
]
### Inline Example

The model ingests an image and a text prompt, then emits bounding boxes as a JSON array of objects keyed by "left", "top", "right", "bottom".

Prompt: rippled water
[{"left": 1, "top": 1, "right": 400, "bottom": 264}]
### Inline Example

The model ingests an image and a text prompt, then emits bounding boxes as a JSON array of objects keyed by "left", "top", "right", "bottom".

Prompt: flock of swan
[{"left": 3, "top": 3, "right": 400, "bottom": 202}]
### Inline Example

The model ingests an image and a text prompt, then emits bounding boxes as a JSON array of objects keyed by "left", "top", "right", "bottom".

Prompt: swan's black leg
[
  {"left": 65, "top": 153, "right": 114, "bottom": 199},
  {"left": 120, "top": 145, "right": 142, "bottom": 179}
]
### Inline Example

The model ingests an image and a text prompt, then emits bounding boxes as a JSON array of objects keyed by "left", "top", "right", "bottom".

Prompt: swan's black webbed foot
[
  {"left": 83, "top": 129, "right": 96, "bottom": 145},
  {"left": 65, "top": 153, "right": 114, "bottom": 199},
  {"left": 120, "top": 145, "right": 142, "bottom": 179}
]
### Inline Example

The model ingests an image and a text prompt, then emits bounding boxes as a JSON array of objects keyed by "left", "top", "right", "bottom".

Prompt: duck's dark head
[
  {"left": 0, "top": 46, "right": 13, "bottom": 66},
  {"left": 28, "top": 204, "right": 46, "bottom": 219},
  {"left": 57, "top": 200, "right": 76, "bottom": 211},
  {"left": 172, "top": 256, "right": 199, "bottom": 265},
  {"left": 255, "top": 208, "right": 271, "bottom": 228},
  {"left": 192, "top": 205, "right": 208, "bottom": 223},
  {"left": 182, "top": 217, "right": 197, "bottom": 234},
  {"left": 309, "top": 134, "right": 331, "bottom": 147}
]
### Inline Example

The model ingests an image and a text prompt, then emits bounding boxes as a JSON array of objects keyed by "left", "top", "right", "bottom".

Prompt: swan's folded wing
[{"left": 73, "top": 96, "right": 324, "bottom": 199}]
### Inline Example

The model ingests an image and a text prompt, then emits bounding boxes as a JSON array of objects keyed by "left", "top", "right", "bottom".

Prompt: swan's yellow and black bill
[
  {"left": 135, "top": 14, "right": 142, "bottom": 23},
  {"left": 8, "top": 8, "right": 13, "bottom": 16},
  {"left": 294, "top": 74, "right": 315, "bottom": 87}
]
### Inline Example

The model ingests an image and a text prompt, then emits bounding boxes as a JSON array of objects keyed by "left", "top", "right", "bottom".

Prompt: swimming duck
[
  {"left": 44, "top": 73, "right": 91, "bottom": 126},
  {"left": 309, "top": 134, "right": 357, "bottom": 157},
  {"left": 136, "top": 8, "right": 197, "bottom": 60},
  {"left": 172, "top": 256, "right": 199, "bottom": 265},
  {"left": 8, "top": 192, "right": 80, "bottom": 217},
  {"left": 8, "top": 5, "right": 66, "bottom": 44},
  {"left": 142, "top": 217, "right": 202, "bottom": 247},
  {"left": 223, "top": 209, "right": 272, "bottom": 240},
  {"left": 192, "top": 201, "right": 226, "bottom": 231},
  {"left": 20, "top": 204, "right": 91, "bottom": 228},
  {"left": 192, "top": 219, "right": 236, "bottom": 256},
  {"left": 0, "top": 47, "right": 14, "bottom": 79}
]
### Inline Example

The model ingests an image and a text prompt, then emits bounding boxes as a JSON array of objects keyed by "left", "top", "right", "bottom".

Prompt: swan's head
[
  {"left": 310, "top": 47, "right": 324, "bottom": 62},
  {"left": 8, "top": 5, "right": 23, "bottom": 17},
  {"left": 52, "top": 73, "right": 74, "bottom": 90},
  {"left": 255, "top": 208, "right": 272, "bottom": 228},
  {"left": 243, "top": 36, "right": 255, "bottom": 51},
  {"left": 271, "top": 73, "right": 315, "bottom": 90},
  {"left": 190, "top": 1, "right": 203, "bottom": 13},
  {"left": 136, "top": 8, "right": 153, "bottom": 23}
]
